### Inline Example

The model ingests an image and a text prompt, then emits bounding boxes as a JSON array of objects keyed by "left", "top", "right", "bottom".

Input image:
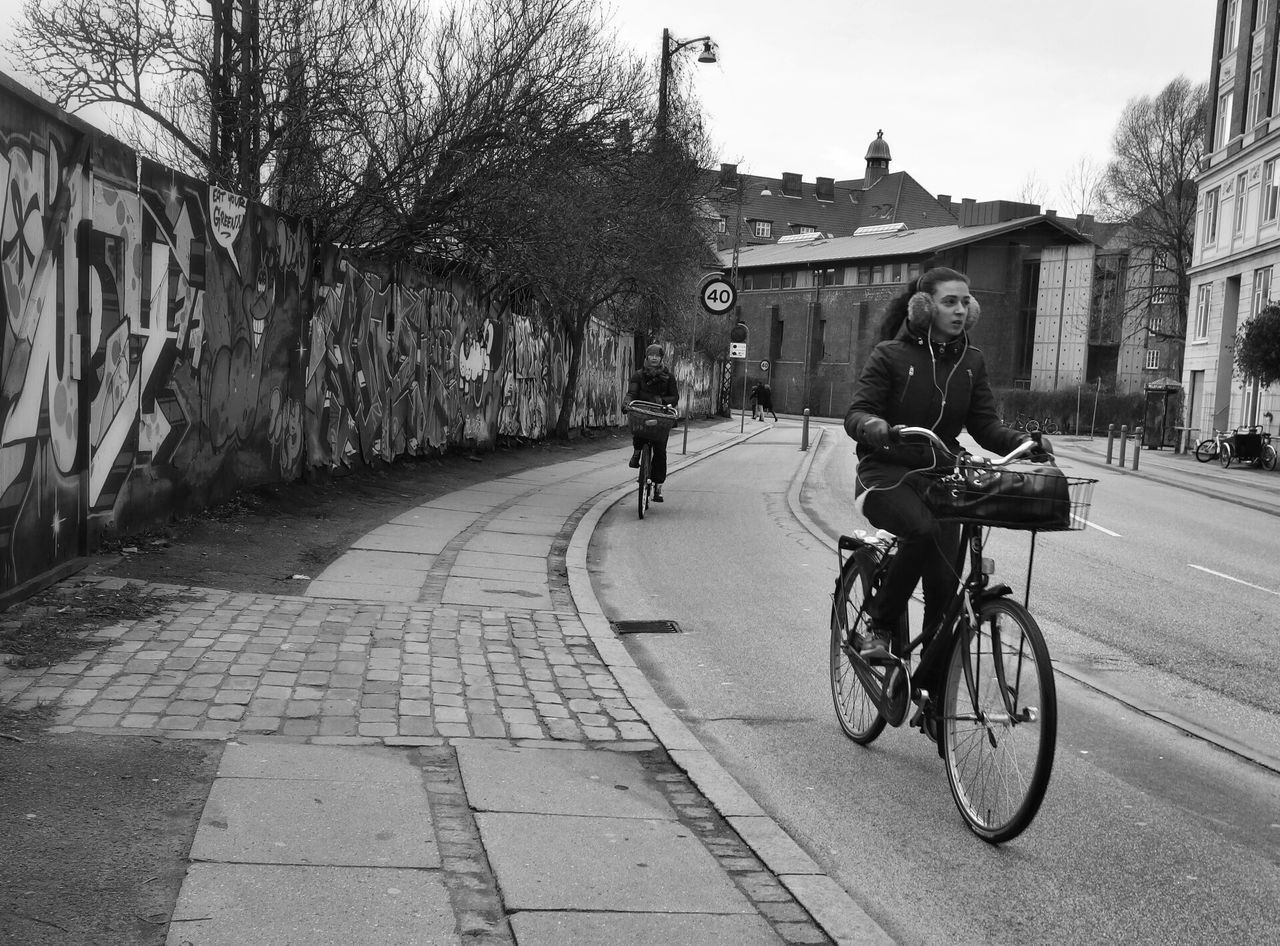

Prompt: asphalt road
[{"left": 589, "top": 420, "right": 1280, "bottom": 946}]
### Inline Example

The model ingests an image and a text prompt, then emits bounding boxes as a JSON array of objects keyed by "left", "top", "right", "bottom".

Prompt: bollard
[
  {"left": 801, "top": 409, "right": 811, "bottom": 452},
  {"left": 1117, "top": 425, "right": 1128, "bottom": 467},
  {"left": 1132, "top": 428, "right": 1142, "bottom": 470},
  {"left": 1105, "top": 424, "right": 1116, "bottom": 464}
]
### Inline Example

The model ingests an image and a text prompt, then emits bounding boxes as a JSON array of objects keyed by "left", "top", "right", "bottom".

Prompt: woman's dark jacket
[
  {"left": 844, "top": 323, "right": 1025, "bottom": 493},
  {"left": 626, "top": 367, "right": 678, "bottom": 407}
]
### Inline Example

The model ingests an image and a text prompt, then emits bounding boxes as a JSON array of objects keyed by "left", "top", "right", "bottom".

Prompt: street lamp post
[
  {"left": 656, "top": 28, "right": 717, "bottom": 142},
  {"left": 655, "top": 28, "right": 715, "bottom": 445}
]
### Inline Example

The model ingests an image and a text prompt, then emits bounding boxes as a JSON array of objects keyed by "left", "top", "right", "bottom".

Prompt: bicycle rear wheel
[
  {"left": 829, "top": 552, "right": 887, "bottom": 744},
  {"left": 637, "top": 444, "right": 651, "bottom": 519},
  {"left": 940, "top": 597, "right": 1057, "bottom": 844},
  {"left": 1219, "top": 443, "right": 1233, "bottom": 469},
  {"left": 1263, "top": 444, "right": 1277, "bottom": 471},
  {"left": 1194, "top": 440, "right": 1217, "bottom": 462}
]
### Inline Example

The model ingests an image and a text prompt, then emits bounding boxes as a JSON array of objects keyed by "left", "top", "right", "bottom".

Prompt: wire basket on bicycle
[
  {"left": 626, "top": 400, "right": 679, "bottom": 443},
  {"left": 921, "top": 461, "right": 1097, "bottom": 532}
]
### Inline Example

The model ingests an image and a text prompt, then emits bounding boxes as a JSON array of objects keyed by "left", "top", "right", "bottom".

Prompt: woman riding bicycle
[
  {"left": 624, "top": 344, "right": 679, "bottom": 502},
  {"left": 844, "top": 267, "right": 1050, "bottom": 668}
]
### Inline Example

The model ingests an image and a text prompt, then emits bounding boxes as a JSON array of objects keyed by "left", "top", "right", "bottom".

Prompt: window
[
  {"left": 1225, "top": 0, "right": 1240, "bottom": 54},
  {"left": 715, "top": 217, "right": 727, "bottom": 234},
  {"left": 1265, "top": 159, "right": 1280, "bottom": 221},
  {"left": 1259, "top": 0, "right": 1270, "bottom": 29},
  {"left": 871, "top": 265, "right": 885, "bottom": 283},
  {"left": 1253, "top": 265, "right": 1273, "bottom": 315},
  {"left": 1234, "top": 172, "right": 1249, "bottom": 233},
  {"left": 1195, "top": 284, "right": 1212, "bottom": 339},
  {"left": 753, "top": 220, "right": 772, "bottom": 239},
  {"left": 1152, "top": 286, "right": 1175, "bottom": 306},
  {"left": 856, "top": 266, "right": 871, "bottom": 285},
  {"left": 1203, "top": 187, "right": 1221, "bottom": 245},
  {"left": 907, "top": 262, "right": 923, "bottom": 283},
  {"left": 1148, "top": 312, "right": 1166, "bottom": 334},
  {"left": 1145, "top": 349, "right": 1161, "bottom": 370},
  {"left": 781, "top": 270, "right": 797, "bottom": 289},
  {"left": 1216, "top": 91, "right": 1234, "bottom": 149},
  {"left": 795, "top": 224, "right": 817, "bottom": 234},
  {"left": 1249, "top": 68, "right": 1264, "bottom": 127}
]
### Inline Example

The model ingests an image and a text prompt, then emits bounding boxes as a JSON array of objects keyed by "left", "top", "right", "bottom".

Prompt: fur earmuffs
[{"left": 907, "top": 292, "right": 982, "bottom": 333}]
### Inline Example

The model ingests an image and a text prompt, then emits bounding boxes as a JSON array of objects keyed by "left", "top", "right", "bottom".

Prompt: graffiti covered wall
[{"left": 2, "top": 77, "right": 700, "bottom": 597}]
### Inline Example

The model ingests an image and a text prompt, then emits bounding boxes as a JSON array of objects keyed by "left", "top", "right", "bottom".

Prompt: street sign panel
[
  {"left": 701, "top": 278, "right": 737, "bottom": 315},
  {"left": 729, "top": 342, "right": 747, "bottom": 359},
  {"left": 759, "top": 360, "right": 770, "bottom": 371}
]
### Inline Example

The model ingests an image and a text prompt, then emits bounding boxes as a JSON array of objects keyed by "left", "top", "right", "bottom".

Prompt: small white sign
[
  {"left": 729, "top": 342, "right": 747, "bottom": 359},
  {"left": 759, "top": 360, "right": 770, "bottom": 371}
]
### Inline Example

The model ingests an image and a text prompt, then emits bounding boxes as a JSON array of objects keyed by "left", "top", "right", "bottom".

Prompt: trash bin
[{"left": 1143, "top": 379, "right": 1183, "bottom": 449}]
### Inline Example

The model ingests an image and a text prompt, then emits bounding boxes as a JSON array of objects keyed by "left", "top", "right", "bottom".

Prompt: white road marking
[
  {"left": 1188, "top": 564, "right": 1280, "bottom": 597},
  {"left": 1079, "top": 516, "right": 1121, "bottom": 537}
]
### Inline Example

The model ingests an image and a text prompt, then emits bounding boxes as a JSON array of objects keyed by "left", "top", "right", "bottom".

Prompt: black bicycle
[
  {"left": 829, "top": 427, "right": 1097, "bottom": 843},
  {"left": 626, "top": 400, "right": 679, "bottom": 520}
]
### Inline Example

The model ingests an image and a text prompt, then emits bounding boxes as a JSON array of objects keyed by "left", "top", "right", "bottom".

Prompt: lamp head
[{"left": 697, "top": 41, "right": 718, "bottom": 64}]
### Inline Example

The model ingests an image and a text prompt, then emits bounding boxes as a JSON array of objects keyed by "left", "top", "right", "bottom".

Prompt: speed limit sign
[{"left": 700, "top": 277, "right": 737, "bottom": 315}]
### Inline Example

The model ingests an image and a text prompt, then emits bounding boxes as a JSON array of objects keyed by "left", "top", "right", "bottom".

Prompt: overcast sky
[
  {"left": 1, "top": 0, "right": 1219, "bottom": 211},
  {"left": 606, "top": 0, "right": 1218, "bottom": 209}
]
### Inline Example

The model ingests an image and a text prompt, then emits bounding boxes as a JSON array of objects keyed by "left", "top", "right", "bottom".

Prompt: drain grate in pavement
[{"left": 611, "top": 619, "right": 682, "bottom": 635}]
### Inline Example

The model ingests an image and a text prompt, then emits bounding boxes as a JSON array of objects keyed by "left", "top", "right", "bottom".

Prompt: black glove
[
  {"left": 862, "top": 418, "right": 892, "bottom": 449},
  {"left": 1028, "top": 434, "right": 1054, "bottom": 461}
]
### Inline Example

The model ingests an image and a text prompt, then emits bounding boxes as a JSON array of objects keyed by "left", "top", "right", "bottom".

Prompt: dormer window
[{"left": 753, "top": 220, "right": 773, "bottom": 239}]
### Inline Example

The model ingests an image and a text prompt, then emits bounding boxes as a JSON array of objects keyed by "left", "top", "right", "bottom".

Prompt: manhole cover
[{"left": 611, "top": 620, "right": 682, "bottom": 635}]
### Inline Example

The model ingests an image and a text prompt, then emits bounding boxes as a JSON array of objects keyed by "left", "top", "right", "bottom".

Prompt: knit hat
[{"left": 645, "top": 344, "right": 664, "bottom": 358}]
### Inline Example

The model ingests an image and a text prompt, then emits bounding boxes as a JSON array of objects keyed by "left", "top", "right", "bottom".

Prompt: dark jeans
[
  {"left": 861, "top": 479, "right": 962, "bottom": 632},
  {"left": 633, "top": 434, "right": 669, "bottom": 484}
]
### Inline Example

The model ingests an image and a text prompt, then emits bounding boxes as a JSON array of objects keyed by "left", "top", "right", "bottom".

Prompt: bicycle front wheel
[
  {"left": 1194, "top": 440, "right": 1216, "bottom": 462},
  {"left": 829, "top": 552, "right": 887, "bottom": 744},
  {"left": 1263, "top": 444, "right": 1277, "bottom": 472},
  {"left": 637, "top": 445, "right": 651, "bottom": 519},
  {"left": 940, "top": 597, "right": 1057, "bottom": 844},
  {"left": 1219, "top": 444, "right": 1233, "bottom": 469}
]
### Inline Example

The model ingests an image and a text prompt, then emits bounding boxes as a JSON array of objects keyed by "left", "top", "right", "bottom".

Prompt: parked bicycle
[
  {"left": 829, "top": 427, "right": 1097, "bottom": 843},
  {"left": 625, "top": 400, "right": 680, "bottom": 519},
  {"left": 1193, "top": 429, "right": 1228, "bottom": 463},
  {"left": 1217, "top": 425, "right": 1277, "bottom": 471},
  {"left": 1001, "top": 412, "right": 1059, "bottom": 435}
]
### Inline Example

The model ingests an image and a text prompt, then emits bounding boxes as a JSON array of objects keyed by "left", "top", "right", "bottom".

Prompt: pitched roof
[{"left": 719, "top": 215, "right": 1093, "bottom": 269}]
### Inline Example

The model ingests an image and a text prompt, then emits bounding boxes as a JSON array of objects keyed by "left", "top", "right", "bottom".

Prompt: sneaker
[
  {"left": 653, "top": 485, "right": 664, "bottom": 502},
  {"left": 628, "top": 449, "right": 641, "bottom": 468}
]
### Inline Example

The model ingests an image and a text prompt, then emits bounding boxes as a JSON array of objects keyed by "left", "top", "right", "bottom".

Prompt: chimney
[
  {"left": 816, "top": 177, "right": 835, "bottom": 201},
  {"left": 1075, "top": 213, "right": 1095, "bottom": 232},
  {"left": 782, "top": 172, "right": 802, "bottom": 197},
  {"left": 1046, "top": 209, "right": 1058, "bottom": 217},
  {"left": 719, "top": 163, "right": 739, "bottom": 188},
  {"left": 937, "top": 194, "right": 951, "bottom": 204}
]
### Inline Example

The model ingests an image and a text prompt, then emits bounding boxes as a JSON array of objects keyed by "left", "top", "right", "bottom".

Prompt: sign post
[{"left": 729, "top": 320, "right": 748, "bottom": 432}]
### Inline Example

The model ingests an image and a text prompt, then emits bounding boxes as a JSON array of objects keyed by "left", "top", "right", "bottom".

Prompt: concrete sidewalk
[{"left": 0, "top": 418, "right": 889, "bottom": 946}]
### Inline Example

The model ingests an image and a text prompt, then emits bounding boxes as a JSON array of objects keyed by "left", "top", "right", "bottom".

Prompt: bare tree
[
  {"left": 1098, "top": 76, "right": 1208, "bottom": 366},
  {"left": 1058, "top": 155, "right": 1105, "bottom": 218},
  {"left": 10, "top": 0, "right": 410, "bottom": 203},
  {"left": 1015, "top": 172, "right": 1048, "bottom": 208}
]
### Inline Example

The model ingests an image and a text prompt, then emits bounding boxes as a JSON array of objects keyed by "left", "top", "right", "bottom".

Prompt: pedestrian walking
[{"left": 750, "top": 381, "right": 777, "bottom": 421}]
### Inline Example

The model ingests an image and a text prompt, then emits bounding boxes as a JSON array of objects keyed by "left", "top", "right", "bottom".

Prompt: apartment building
[{"left": 1189, "top": 0, "right": 1280, "bottom": 436}]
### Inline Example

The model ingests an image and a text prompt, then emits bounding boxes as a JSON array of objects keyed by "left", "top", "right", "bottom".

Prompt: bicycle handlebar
[{"left": 892, "top": 425, "right": 1042, "bottom": 467}]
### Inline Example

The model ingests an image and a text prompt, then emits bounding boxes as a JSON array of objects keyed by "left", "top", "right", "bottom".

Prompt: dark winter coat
[
  {"left": 626, "top": 366, "right": 679, "bottom": 407},
  {"left": 844, "top": 323, "right": 1026, "bottom": 493}
]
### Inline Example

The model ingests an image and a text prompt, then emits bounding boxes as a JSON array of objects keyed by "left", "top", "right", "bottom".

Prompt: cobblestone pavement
[{"left": 1, "top": 424, "right": 877, "bottom": 945}]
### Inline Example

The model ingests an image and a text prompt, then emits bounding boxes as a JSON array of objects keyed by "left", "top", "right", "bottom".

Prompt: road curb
[{"left": 566, "top": 423, "right": 896, "bottom": 946}]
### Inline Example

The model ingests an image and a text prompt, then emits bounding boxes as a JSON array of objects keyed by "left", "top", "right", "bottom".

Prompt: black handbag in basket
[{"left": 923, "top": 464, "right": 1072, "bottom": 531}]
